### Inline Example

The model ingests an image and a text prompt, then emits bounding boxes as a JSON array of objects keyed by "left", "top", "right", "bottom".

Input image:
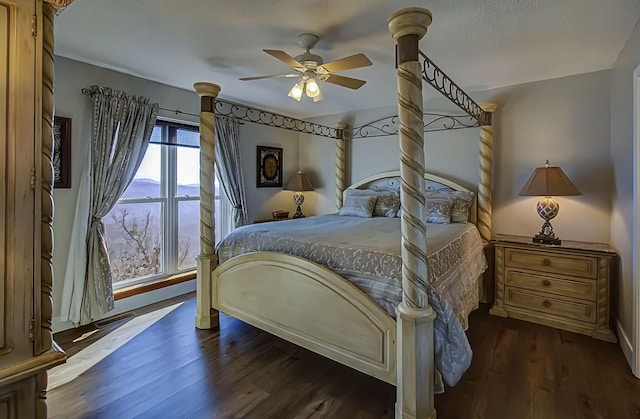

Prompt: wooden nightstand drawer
[
  {"left": 492, "top": 236, "right": 617, "bottom": 342},
  {"left": 505, "top": 268, "right": 597, "bottom": 301},
  {"left": 504, "top": 248, "right": 597, "bottom": 279},
  {"left": 505, "top": 288, "right": 596, "bottom": 323}
]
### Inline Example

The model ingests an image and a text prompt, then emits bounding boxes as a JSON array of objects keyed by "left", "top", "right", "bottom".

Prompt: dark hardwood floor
[{"left": 49, "top": 294, "right": 640, "bottom": 419}]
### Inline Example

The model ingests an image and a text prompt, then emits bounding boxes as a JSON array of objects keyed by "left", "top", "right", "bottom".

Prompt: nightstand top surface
[{"left": 492, "top": 234, "right": 616, "bottom": 254}]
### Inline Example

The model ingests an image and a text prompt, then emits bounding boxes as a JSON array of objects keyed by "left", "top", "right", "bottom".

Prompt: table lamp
[
  {"left": 284, "top": 171, "right": 314, "bottom": 218},
  {"left": 519, "top": 160, "right": 582, "bottom": 245}
]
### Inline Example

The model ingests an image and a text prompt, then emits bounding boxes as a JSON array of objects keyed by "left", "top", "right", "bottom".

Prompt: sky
[{"left": 135, "top": 143, "right": 200, "bottom": 185}]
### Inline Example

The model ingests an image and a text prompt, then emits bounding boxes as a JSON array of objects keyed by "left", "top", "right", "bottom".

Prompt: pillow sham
[
  {"left": 427, "top": 190, "right": 474, "bottom": 223},
  {"left": 426, "top": 196, "right": 455, "bottom": 224},
  {"left": 395, "top": 196, "right": 456, "bottom": 224},
  {"left": 338, "top": 194, "right": 377, "bottom": 218},
  {"left": 345, "top": 189, "right": 400, "bottom": 217}
]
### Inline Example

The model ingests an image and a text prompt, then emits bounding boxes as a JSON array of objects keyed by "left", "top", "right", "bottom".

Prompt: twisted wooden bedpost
[
  {"left": 389, "top": 7, "right": 436, "bottom": 419},
  {"left": 335, "top": 123, "right": 347, "bottom": 210},
  {"left": 194, "top": 82, "right": 221, "bottom": 330},
  {"left": 37, "top": 2, "right": 72, "bottom": 417},
  {"left": 478, "top": 103, "right": 498, "bottom": 244}
]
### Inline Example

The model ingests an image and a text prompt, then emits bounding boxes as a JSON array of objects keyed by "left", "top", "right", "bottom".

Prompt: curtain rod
[{"left": 81, "top": 87, "right": 200, "bottom": 118}]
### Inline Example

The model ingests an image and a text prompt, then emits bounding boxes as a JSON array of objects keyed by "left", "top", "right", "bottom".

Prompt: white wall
[
  {"left": 302, "top": 70, "right": 612, "bottom": 245},
  {"left": 239, "top": 122, "right": 300, "bottom": 222},
  {"left": 611, "top": 18, "right": 640, "bottom": 358},
  {"left": 52, "top": 57, "right": 298, "bottom": 331}
]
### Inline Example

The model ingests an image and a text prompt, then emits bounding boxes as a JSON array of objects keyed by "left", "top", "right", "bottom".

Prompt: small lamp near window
[
  {"left": 519, "top": 160, "right": 582, "bottom": 245},
  {"left": 284, "top": 171, "right": 314, "bottom": 218}
]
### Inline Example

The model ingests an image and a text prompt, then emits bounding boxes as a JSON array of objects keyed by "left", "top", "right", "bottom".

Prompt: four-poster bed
[{"left": 193, "top": 7, "right": 497, "bottom": 419}]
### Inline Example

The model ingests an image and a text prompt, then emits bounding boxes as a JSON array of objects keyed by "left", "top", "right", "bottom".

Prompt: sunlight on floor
[{"left": 48, "top": 302, "right": 184, "bottom": 390}]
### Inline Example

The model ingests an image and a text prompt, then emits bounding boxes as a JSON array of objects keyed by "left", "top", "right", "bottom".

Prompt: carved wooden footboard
[{"left": 212, "top": 252, "right": 398, "bottom": 384}]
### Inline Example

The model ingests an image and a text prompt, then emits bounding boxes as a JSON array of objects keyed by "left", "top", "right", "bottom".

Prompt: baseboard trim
[{"left": 616, "top": 317, "right": 634, "bottom": 371}]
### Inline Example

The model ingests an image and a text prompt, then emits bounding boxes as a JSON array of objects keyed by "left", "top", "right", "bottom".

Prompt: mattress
[{"left": 216, "top": 214, "right": 487, "bottom": 391}]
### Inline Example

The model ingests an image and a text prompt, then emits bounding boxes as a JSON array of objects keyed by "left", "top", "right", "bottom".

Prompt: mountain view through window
[{"left": 103, "top": 122, "right": 224, "bottom": 286}]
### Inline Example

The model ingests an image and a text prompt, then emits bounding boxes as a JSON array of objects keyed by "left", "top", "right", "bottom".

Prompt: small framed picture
[
  {"left": 53, "top": 116, "right": 72, "bottom": 188},
  {"left": 256, "top": 145, "right": 283, "bottom": 188}
]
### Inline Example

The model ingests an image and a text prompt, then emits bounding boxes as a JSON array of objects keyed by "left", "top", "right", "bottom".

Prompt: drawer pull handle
[
  {"left": 543, "top": 300, "right": 552, "bottom": 308},
  {"left": 542, "top": 258, "right": 552, "bottom": 266},
  {"left": 542, "top": 279, "right": 552, "bottom": 287}
]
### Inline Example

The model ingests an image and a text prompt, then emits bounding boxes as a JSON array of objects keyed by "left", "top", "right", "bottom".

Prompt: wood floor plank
[{"left": 49, "top": 294, "right": 640, "bottom": 419}]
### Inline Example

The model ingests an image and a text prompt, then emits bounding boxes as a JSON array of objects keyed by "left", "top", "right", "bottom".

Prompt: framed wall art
[
  {"left": 256, "top": 145, "right": 283, "bottom": 188},
  {"left": 53, "top": 116, "right": 72, "bottom": 188}
]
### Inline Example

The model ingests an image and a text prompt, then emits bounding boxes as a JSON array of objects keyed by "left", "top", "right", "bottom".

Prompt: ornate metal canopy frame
[
  {"left": 418, "top": 50, "right": 491, "bottom": 126},
  {"left": 214, "top": 99, "right": 338, "bottom": 139},
  {"left": 208, "top": 48, "right": 490, "bottom": 139},
  {"left": 83, "top": 48, "right": 488, "bottom": 141},
  {"left": 351, "top": 112, "right": 479, "bottom": 139}
]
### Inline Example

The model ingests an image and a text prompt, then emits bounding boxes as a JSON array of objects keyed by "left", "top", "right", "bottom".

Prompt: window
[{"left": 103, "top": 121, "right": 230, "bottom": 287}]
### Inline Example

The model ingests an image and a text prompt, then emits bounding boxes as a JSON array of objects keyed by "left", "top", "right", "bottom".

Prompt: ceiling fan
[{"left": 239, "top": 33, "right": 372, "bottom": 102}]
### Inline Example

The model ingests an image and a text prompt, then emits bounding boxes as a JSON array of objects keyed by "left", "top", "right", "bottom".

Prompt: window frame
[{"left": 108, "top": 119, "right": 230, "bottom": 290}]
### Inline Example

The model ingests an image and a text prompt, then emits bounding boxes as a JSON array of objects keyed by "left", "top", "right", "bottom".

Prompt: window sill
[{"left": 114, "top": 270, "right": 196, "bottom": 301}]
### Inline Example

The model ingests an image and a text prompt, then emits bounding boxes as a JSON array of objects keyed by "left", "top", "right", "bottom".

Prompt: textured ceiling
[{"left": 55, "top": 0, "right": 640, "bottom": 119}]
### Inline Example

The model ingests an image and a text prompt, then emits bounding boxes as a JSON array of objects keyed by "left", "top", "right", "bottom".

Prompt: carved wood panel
[
  {"left": 0, "top": 391, "right": 16, "bottom": 418},
  {"left": 0, "top": 1, "right": 66, "bottom": 418},
  {"left": 0, "top": 377, "right": 36, "bottom": 419},
  {"left": 0, "top": 1, "right": 9, "bottom": 353},
  {"left": 0, "top": 0, "right": 36, "bottom": 365}
]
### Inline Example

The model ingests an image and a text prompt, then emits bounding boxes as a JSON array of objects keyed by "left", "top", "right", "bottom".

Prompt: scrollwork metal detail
[
  {"left": 351, "top": 112, "right": 478, "bottom": 139},
  {"left": 215, "top": 99, "right": 338, "bottom": 139},
  {"left": 418, "top": 50, "right": 490, "bottom": 126},
  {"left": 352, "top": 115, "right": 399, "bottom": 139}
]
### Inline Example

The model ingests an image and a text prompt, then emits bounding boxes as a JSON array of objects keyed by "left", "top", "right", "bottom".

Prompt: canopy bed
[{"left": 193, "top": 7, "right": 497, "bottom": 419}]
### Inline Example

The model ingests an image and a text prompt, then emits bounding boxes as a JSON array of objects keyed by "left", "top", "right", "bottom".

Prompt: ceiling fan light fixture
[
  {"left": 312, "top": 88, "right": 324, "bottom": 102},
  {"left": 243, "top": 34, "right": 371, "bottom": 104},
  {"left": 288, "top": 80, "right": 304, "bottom": 101},
  {"left": 305, "top": 76, "right": 320, "bottom": 98}
]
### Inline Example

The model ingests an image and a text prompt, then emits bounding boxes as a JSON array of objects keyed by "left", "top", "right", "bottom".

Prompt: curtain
[
  {"left": 215, "top": 117, "right": 248, "bottom": 228},
  {"left": 60, "top": 86, "right": 158, "bottom": 326}
]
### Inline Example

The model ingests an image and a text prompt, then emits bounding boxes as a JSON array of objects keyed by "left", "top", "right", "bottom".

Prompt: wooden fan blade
[
  {"left": 324, "top": 74, "right": 367, "bottom": 90},
  {"left": 263, "top": 49, "right": 305, "bottom": 70},
  {"left": 239, "top": 73, "right": 300, "bottom": 81},
  {"left": 317, "top": 53, "right": 372, "bottom": 74}
]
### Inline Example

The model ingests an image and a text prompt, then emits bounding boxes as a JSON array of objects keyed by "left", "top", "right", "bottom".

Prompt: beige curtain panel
[
  {"left": 60, "top": 86, "right": 158, "bottom": 326},
  {"left": 215, "top": 117, "right": 248, "bottom": 228}
]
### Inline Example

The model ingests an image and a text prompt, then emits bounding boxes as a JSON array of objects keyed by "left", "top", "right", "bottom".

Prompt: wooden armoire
[{"left": 0, "top": 0, "right": 71, "bottom": 417}]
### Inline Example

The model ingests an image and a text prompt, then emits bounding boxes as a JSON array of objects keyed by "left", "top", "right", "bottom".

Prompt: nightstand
[
  {"left": 490, "top": 234, "right": 617, "bottom": 343},
  {"left": 253, "top": 218, "right": 291, "bottom": 224}
]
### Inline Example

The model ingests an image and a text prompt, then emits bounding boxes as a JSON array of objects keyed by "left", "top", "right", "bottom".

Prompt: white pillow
[{"left": 338, "top": 194, "right": 377, "bottom": 217}]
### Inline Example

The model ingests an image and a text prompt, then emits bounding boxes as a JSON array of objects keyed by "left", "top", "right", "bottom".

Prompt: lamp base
[
  {"left": 293, "top": 205, "right": 305, "bottom": 218},
  {"left": 532, "top": 234, "right": 561, "bottom": 246},
  {"left": 532, "top": 220, "right": 561, "bottom": 245},
  {"left": 292, "top": 192, "right": 305, "bottom": 218}
]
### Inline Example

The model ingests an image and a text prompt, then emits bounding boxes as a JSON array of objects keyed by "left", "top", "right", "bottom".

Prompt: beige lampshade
[
  {"left": 519, "top": 162, "right": 582, "bottom": 197},
  {"left": 284, "top": 171, "right": 314, "bottom": 192}
]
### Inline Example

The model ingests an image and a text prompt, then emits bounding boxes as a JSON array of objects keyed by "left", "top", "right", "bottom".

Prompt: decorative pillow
[
  {"left": 425, "top": 196, "right": 455, "bottom": 224},
  {"left": 346, "top": 189, "right": 400, "bottom": 217},
  {"left": 338, "top": 194, "right": 377, "bottom": 217},
  {"left": 427, "top": 190, "right": 474, "bottom": 223},
  {"left": 395, "top": 197, "right": 455, "bottom": 223}
]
